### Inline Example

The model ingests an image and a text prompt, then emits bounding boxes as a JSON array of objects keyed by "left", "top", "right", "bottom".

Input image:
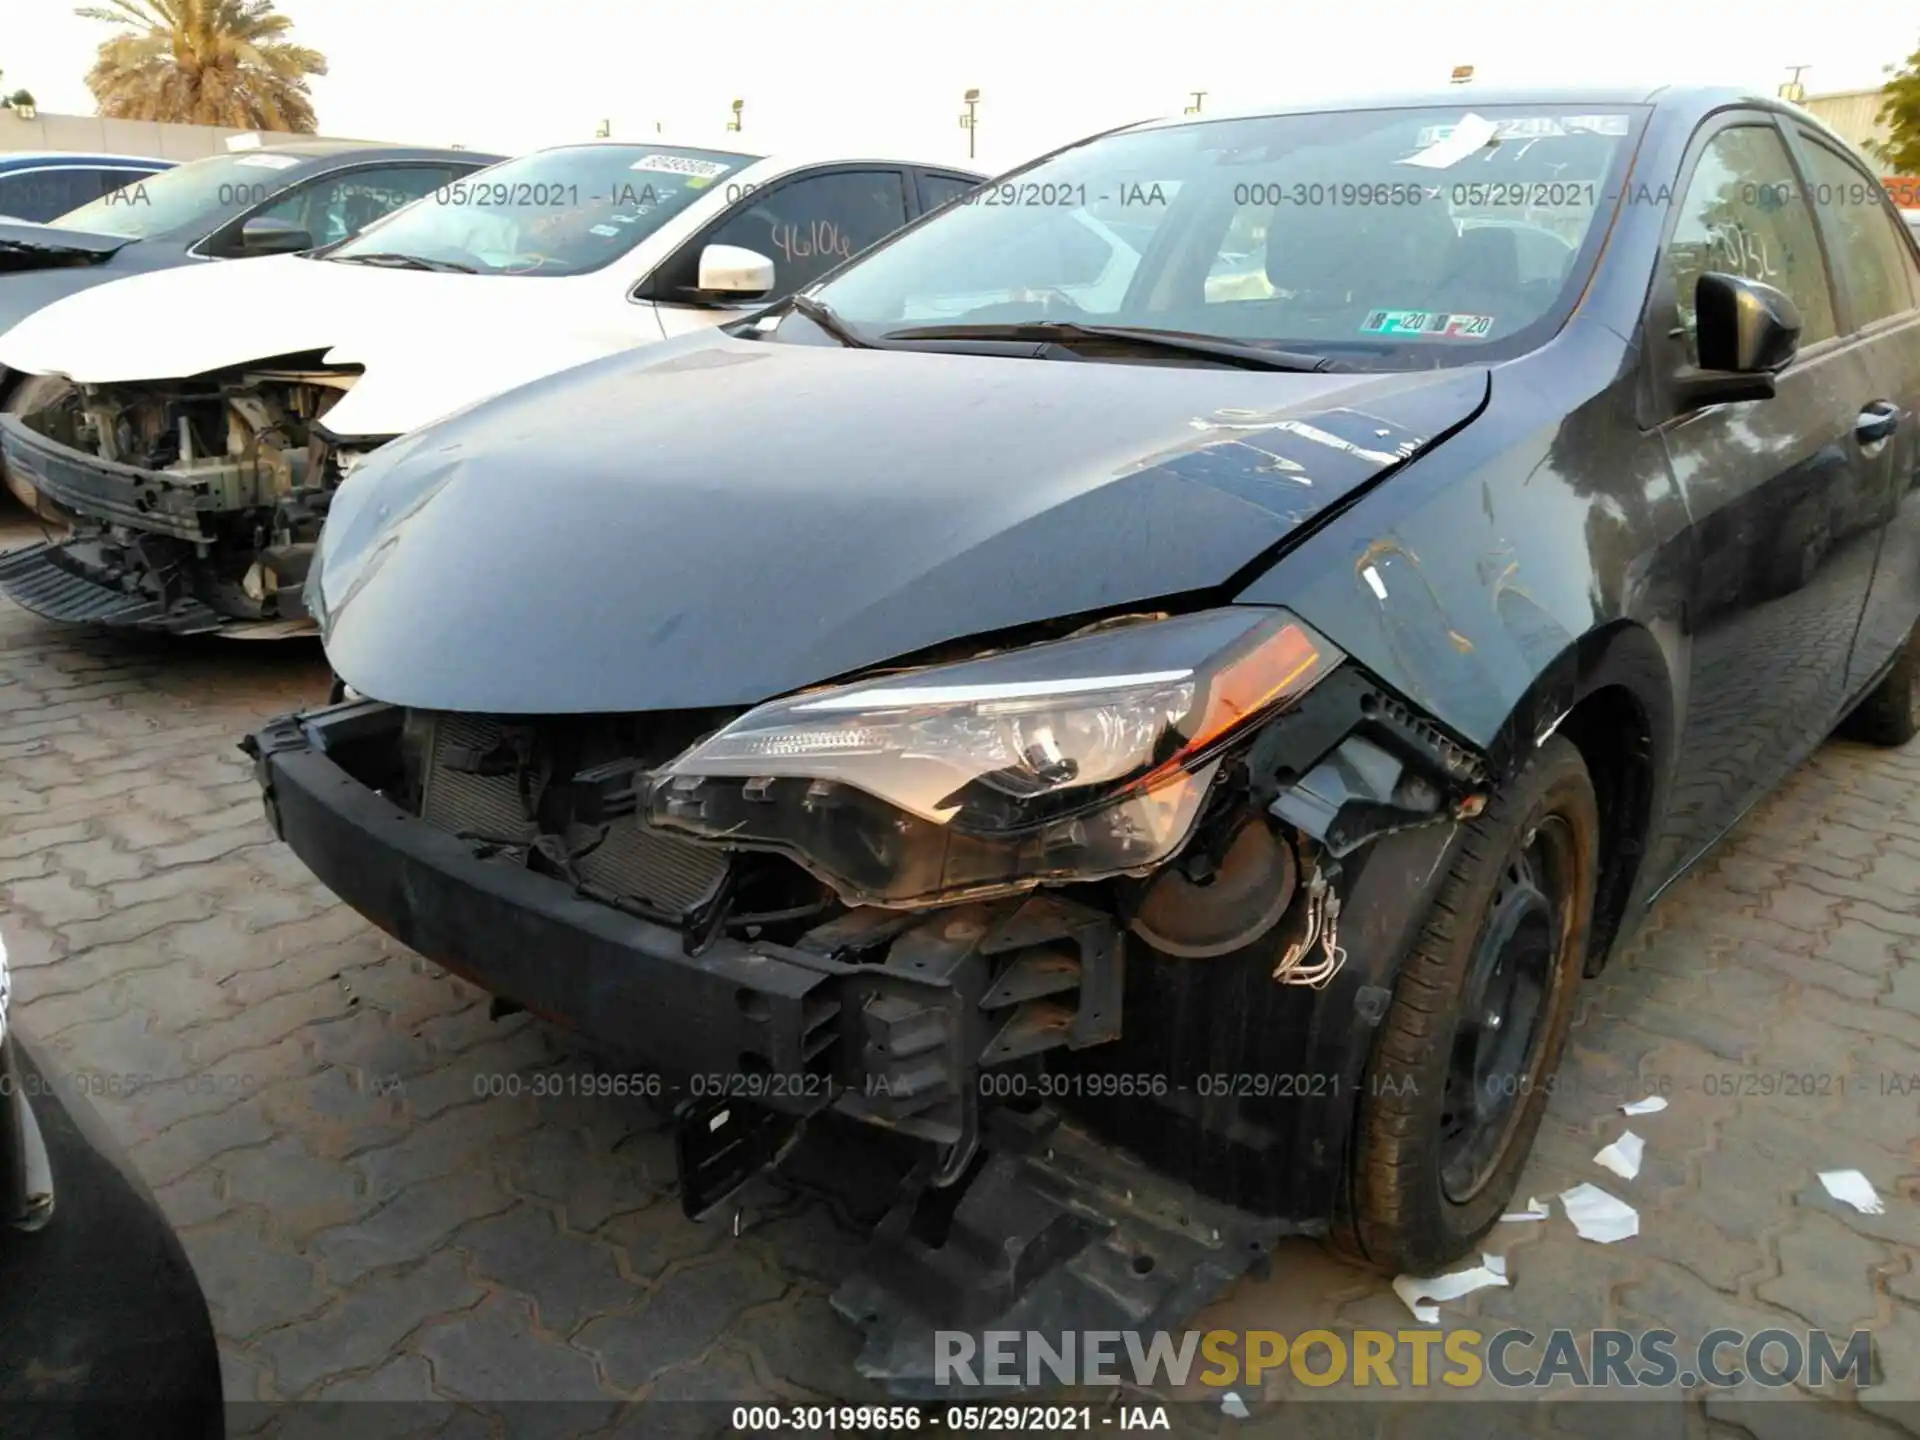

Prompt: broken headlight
[{"left": 647, "top": 607, "right": 1343, "bottom": 907}]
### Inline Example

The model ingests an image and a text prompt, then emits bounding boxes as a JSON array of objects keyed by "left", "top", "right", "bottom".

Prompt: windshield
[
  {"left": 329, "top": 144, "right": 756, "bottom": 276},
  {"left": 51, "top": 150, "right": 313, "bottom": 239},
  {"left": 816, "top": 105, "right": 1645, "bottom": 366}
]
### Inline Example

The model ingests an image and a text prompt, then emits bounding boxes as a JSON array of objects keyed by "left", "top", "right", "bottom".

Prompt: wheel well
[{"left": 1555, "top": 684, "right": 1654, "bottom": 973}]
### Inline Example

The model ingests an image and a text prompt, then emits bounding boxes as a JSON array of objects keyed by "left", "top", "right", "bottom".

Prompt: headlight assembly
[{"left": 647, "top": 607, "right": 1343, "bottom": 907}]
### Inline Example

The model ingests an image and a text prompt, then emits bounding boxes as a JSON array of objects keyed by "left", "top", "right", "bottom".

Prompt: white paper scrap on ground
[
  {"left": 1400, "top": 113, "right": 1500, "bottom": 168},
  {"left": 1561, "top": 1183, "right": 1639, "bottom": 1242},
  {"left": 1392, "top": 1252, "right": 1509, "bottom": 1323},
  {"left": 1594, "top": 1131, "right": 1645, "bottom": 1181},
  {"left": 1621, "top": 1095, "right": 1668, "bottom": 1116},
  {"left": 1219, "top": 1392, "right": 1250, "bottom": 1420},
  {"left": 1501, "top": 1196, "right": 1550, "bottom": 1222},
  {"left": 1819, "top": 1170, "right": 1885, "bottom": 1215}
]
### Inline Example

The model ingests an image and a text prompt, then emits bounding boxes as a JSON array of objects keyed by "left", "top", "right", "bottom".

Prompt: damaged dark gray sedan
[{"left": 246, "top": 85, "right": 1920, "bottom": 1393}]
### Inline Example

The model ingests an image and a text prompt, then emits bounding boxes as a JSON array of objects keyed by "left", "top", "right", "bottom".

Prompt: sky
[{"left": 7, "top": 0, "right": 1918, "bottom": 171}]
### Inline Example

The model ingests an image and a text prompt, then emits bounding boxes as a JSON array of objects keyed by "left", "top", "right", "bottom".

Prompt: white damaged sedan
[{"left": 0, "top": 140, "right": 980, "bottom": 635}]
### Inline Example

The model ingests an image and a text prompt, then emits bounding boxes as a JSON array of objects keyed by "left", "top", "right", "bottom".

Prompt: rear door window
[
  {"left": 1795, "top": 138, "right": 1919, "bottom": 323},
  {"left": 917, "top": 172, "right": 981, "bottom": 213},
  {"left": 0, "top": 167, "right": 104, "bottom": 223}
]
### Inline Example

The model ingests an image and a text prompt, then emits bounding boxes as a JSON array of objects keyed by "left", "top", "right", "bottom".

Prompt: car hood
[
  {"left": 0, "top": 253, "right": 658, "bottom": 436},
  {"left": 318, "top": 329, "right": 1488, "bottom": 714}
]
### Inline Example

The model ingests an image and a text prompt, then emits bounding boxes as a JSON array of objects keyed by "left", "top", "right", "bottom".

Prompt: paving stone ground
[{"left": 0, "top": 515, "right": 1914, "bottom": 1437}]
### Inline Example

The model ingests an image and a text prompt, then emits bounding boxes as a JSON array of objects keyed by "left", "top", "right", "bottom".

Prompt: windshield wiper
[
  {"left": 880, "top": 321, "right": 1339, "bottom": 372},
  {"left": 787, "top": 292, "right": 875, "bottom": 349},
  {"left": 331, "top": 252, "right": 478, "bottom": 274}
]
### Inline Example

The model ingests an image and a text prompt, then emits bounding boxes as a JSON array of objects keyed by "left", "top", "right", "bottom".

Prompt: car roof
[
  {"left": 230, "top": 140, "right": 502, "bottom": 165},
  {"left": 515, "top": 139, "right": 983, "bottom": 174},
  {"left": 0, "top": 150, "right": 173, "bottom": 168},
  {"left": 1128, "top": 85, "right": 1846, "bottom": 133}
]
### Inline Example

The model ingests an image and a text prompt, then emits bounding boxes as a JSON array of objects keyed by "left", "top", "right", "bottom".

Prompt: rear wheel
[
  {"left": 1, "top": 374, "right": 78, "bottom": 527},
  {"left": 1839, "top": 621, "right": 1920, "bottom": 747},
  {"left": 1346, "top": 734, "right": 1598, "bottom": 1273}
]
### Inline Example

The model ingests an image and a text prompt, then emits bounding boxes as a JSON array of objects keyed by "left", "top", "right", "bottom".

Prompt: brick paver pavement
[{"left": 1, "top": 515, "right": 1914, "bottom": 1437}]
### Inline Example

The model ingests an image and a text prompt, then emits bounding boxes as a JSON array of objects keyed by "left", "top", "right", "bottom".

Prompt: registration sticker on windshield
[
  {"left": 631, "top": 154, "right": 731, "bottom": 178},
  {"left": 1362, "top": 309, "right": 1494, "bottom": 338},
  {"left": 1414, "top": 114, "right": 1629, "bottom": 148}
]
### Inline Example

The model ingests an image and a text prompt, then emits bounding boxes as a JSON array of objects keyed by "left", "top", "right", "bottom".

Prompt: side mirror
[
  {"left": 695, "top": 243, "right": 775, "bottom": 298},
  {"left": 1673, "top": 272, "right": 1802, "bottom": 408},
  {"left": 239, "top": 216, "right": 313, "bottom": 255}
]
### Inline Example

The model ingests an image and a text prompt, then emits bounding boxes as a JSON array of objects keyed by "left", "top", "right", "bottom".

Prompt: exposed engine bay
[{"left": 0, "top": 360, "right": 369, "bottom": 635}]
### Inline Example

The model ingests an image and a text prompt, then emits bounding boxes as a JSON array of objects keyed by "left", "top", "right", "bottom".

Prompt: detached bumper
[
  {"left": 0, "top": 542, "right": 227, "bottom": 634},
  {"left": 0, "top": 412, "right": 211, "bottom": 541}
]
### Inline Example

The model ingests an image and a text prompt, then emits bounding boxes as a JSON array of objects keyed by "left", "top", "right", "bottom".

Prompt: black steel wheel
[{"left": 1346, "top": 734, "right": 1598, "bottom": 1274}]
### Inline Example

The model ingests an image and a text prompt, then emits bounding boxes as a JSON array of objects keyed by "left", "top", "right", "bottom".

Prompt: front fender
[{"left": 1239, "top": 316, "right": 1690, "bottom": 783}]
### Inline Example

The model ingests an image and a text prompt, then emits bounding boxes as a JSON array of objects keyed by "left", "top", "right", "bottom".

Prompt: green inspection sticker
[{"left": 1361, "top": 309, "right": 1494, "bottom": 338}]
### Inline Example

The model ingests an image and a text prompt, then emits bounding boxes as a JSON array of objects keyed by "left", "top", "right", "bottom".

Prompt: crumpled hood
[
  {"left": 0, "top": 218, "right": 132, "bottom": 265},
  {"left": 318, "top": 328, "right": 1489, "bottom": 714},
  {"left": 0, "top": 253, "right": 658, "bottom": 437}
]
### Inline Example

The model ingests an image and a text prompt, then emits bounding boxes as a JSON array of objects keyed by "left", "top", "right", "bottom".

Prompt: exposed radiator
[
  {"left": 419, "top": 714, "right": 538, "bottom": 847},
  {"left": 415, "top": 713, "right": 728, "bottom": 918}
]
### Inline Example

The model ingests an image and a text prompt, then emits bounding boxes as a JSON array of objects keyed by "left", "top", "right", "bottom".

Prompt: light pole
[
  {"left": 1780, "top": 65, "right": 1809, "bottom": 102},
  {"left": 1184, "top": 91, "right": 1206, "bottom": 115},
  {"left": 726, "top": 99, "right": 744, "bottom": 133},
  {"left": 959, "top": 88, "right": 980, "bottom": 161}
]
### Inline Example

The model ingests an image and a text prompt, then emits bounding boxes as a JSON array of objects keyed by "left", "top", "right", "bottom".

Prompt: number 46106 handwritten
[{"left": 771, "top": 219, "right": 852, "bottom": 264}]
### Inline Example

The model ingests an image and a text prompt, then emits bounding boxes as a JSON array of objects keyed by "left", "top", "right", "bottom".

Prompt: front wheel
[{"left": 1346, "top": 734, "right": 1599, "bottom": 1274}]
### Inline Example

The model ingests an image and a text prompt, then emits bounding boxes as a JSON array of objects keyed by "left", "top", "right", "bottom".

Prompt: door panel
[
  {"left": 1648, "top": 119, "right": 1877, "bottom": 879},
  {"left": 1791, "top": 134, "right": 1920, "bottom": 692}
]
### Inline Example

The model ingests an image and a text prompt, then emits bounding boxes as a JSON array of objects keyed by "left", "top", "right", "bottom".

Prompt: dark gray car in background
[{"left": 0, "top": 140, "right": 502, "bottom": 517}]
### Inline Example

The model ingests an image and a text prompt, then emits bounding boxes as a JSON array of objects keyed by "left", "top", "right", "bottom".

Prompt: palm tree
[{"left": 76, "top": 0, "right": 327, "bottom": 132}]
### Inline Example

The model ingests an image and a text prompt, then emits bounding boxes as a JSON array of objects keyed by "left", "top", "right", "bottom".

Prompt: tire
[
  {"left": 1, "top": 374, "right": 78, "bottom": 527},
  {"left": 1346, "top": 734, "right": 1599, "bottom": 1274},
  {"left": 1839, "top": 621, "right": 1920, "bottom": 747}
]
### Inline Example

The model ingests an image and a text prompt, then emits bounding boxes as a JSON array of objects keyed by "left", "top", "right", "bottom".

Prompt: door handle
[{"left": 1856, "top": 402, "right": 1900, "bottom": 446}]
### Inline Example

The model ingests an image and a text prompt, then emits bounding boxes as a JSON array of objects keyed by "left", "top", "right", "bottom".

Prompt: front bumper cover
[{"left": 244, "top": 700, "right": 1131, "bottom": 1138}]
